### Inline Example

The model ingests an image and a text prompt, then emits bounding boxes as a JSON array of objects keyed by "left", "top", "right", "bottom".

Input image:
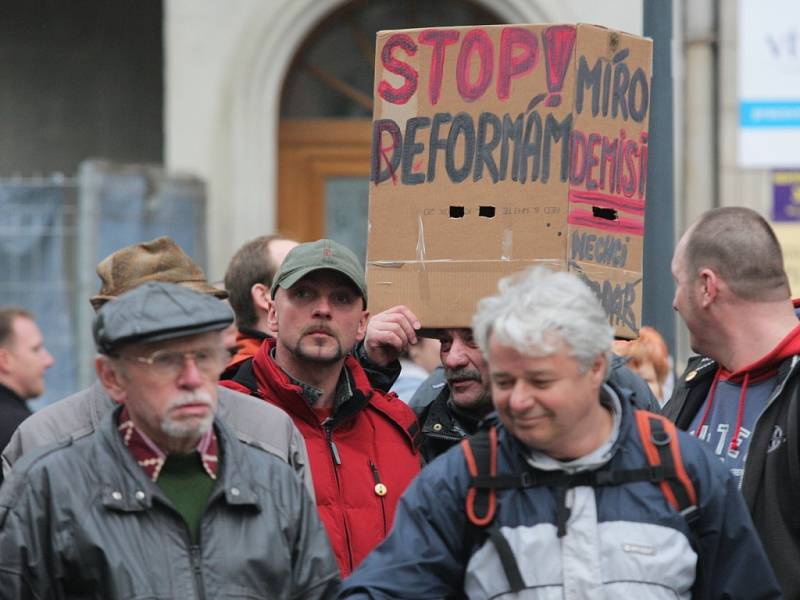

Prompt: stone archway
[{"left": 209, "top": 0, "right": 565, "bottom": 274}]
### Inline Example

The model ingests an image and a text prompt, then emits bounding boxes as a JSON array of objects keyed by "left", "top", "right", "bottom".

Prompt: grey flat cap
[{"left": 93, "top": 281, "right": 234, "bottom": 355}]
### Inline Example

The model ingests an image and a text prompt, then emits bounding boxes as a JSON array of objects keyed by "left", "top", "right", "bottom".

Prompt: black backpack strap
[
  {"left": 229, "top": 358, "right": 262, "bottom": 399},
  {"left": 635, "top": 410, "right": 700, "bottom": 528},
  {"left": 486, "top": 527, "right": 526, "bottom": 593}
]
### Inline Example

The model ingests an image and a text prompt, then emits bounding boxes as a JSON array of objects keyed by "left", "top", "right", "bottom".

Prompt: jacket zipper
[
  {"left": 323, "top": 418, "right": 354, "bottom": 573},
  {"left": 151, "top": 482, "right": 211, "bottom": 599},
  {"left": 740, "top": 356, "right": 800, "bottom": 490},
  {"left": 189, "top": 544, "right": 206, "bottom": 599},
  {"left": 325, "top": 421, "right": 342, "bottom": 466},
  {"left": 369, "top": 459, "right": 388, "bottom": 535}
]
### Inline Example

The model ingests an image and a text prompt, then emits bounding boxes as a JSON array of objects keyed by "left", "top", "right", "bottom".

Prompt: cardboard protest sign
[{"left": 367, "top": 23, "right": 653, "bottom": 338}]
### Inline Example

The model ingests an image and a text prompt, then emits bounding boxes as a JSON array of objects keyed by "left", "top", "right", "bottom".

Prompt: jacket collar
[
  {"left": 0, "top": 382, "right": 26, "bottom": 406},
  {"left": 250, "top": 338, "right": 419, "bottom": 447},
  {"left": 94, "top": 405, "right": 260, "bottom": 514},
  {"left": 117, "top": 406, "right": 218, "bottom": 482},
  {"left": 251, "top": 337, "right": 373, "bottom": 427},
  {"left": 421, "top": 386, "right": 485, "bottom": 439},
  {"left": 89, "top": 380, "right": 116, "bottom": 429}
]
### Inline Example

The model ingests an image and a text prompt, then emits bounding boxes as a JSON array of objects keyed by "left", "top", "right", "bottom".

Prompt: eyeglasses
[{"left": 120, "top": 347, "right": 228, "bottom": 379}]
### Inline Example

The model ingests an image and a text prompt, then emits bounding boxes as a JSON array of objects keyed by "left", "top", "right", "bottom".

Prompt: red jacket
[
  {"left": 220, "top": 338, "right": 421, "bottom": 576},
  {"left": 222, "top": 327, "right": 267, "bottom": 379}
]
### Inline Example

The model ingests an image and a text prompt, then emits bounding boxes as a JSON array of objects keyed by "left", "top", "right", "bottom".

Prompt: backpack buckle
[
  {"left": 649, "top": 465, "right": 669, "bottom": 482},
  {"left": 650, "top": 428, "right": 671, "bottom": 446},
  {"left": 594, "top": 470, "right": 615, "bottom": 485},
  {"left": 680, "top": 504, "right": 701, "bottom": 526}
]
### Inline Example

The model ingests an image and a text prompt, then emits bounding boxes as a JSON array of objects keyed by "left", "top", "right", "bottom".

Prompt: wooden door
[{"left": 278, "top": 119, "right": 372, "bottom": 247}]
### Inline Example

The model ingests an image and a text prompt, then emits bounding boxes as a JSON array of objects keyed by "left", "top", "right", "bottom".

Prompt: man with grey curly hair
[
  {"left": 340, "top": 267, "right": 780, "bottom": 599},
  {"left": 471, "top": 267, "right": 615, "bottom": 459}
]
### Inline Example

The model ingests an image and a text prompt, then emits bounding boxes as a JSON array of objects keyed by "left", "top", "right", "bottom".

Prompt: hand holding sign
[{"left": 364, "top": 305, "right": 421, "bottom": 367}]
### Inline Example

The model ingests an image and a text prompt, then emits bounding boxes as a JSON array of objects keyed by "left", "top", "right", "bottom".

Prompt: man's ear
[
  {"left": 267, "top": 297, "right": 279, "bottom": 335},
  {"left": 251, "top": 283, "right": 271, "bottom": 314},
  {"left": 95, "top": 356, "right": 128, "bottom": 404},
  {"left": 355, "top": 310, "right": 370, "bottom": 343},
  {"left": 698, "top": 268, "right": 719, "bottom": 307},
  {"left": 590, "top": 353, "right": 608, "bottom": 388}
]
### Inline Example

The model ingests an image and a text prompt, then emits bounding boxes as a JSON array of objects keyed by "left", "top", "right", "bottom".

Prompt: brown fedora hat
[{"left": 89, "top": 236, "right": 227, "bottom": 311}]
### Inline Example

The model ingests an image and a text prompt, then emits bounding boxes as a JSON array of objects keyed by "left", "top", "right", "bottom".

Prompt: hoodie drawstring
[
  {"left": 694, "top": 368, "right": 750, "bottom": 452},
  {"left": 730, "top": 372, "right": 750, "bottom": 452},
  {"left": 694, "top": 368, "right": 721, "bottom": 439}
]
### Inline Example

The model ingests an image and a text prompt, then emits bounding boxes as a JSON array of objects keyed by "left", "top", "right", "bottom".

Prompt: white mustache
[{"left": 167, "top": 391, "right": 215, "bottom": 410}]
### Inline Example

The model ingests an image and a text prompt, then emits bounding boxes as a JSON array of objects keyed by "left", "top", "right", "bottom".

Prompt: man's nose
[
  {"left": 508, "top": 380, "right": 533, "bottom": 411},
  {"left": 311, "top": 295, "right": 333, "bottom": 319},
  {"left": 444, "top": 338, "right": 470, "bottom": 368},
  {"left": 176, "top": 355, "right": 206, "bottom": 388}
]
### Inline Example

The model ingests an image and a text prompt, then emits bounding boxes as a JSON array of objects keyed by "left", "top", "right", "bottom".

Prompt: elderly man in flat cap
[
  {"left": 2, "top": 237, "right": 312, "bottom": 498},
  {"left": 0, "top": 282, "right": 340, "bottom": 599}
]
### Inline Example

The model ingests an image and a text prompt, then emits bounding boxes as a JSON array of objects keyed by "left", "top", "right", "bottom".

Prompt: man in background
[
  {"left": 223, "top": 234, "right": 419, "bottom": 393},
  {"left": 224, "top": 234, "right": 298, "bottom": 369},
  {"left": 665, "top": 206, "right": 800, "bottom": 595},
  {"left": 0, "top": 308, "right": 54, "bottom": 479}
]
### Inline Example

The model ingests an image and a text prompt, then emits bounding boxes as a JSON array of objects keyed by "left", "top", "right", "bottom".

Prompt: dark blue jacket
[{"left": 340, "top": 387, "right": 780, "bottom": 599}]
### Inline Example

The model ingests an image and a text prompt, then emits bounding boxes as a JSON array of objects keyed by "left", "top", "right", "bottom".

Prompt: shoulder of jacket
[
  {"left": 1, "top": 437, "right": 78, "bottom": 505},
  {"left": 216, "top": 418, "right": 292, "bottom": 471},
  {"left": 16, "top": 387, "right": 100, "bottom": 438},
  {"left": 369, "top": 389, "right": 417, "bottom": 424},
  {"left": 363, "top": 390, "right": 422, "bottom": 453},
  {"left": 218, "top": 385, "right": 291, "bottom": 421},
  {"left": 409, "top": 366, "right": 447, "bottom": 410}
]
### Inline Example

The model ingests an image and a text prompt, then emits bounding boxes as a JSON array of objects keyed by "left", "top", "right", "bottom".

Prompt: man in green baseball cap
[
  {"left": 221, "top": 238, "right": 422, "bottom": 576},
  {"left": 221, "top": 235, "right": 419, "bottom": 395}
]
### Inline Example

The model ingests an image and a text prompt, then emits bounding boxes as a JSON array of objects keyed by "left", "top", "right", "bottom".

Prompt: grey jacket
[
  {"left": 0, "top": 408, "right": 340, "bottom": 599},
  {"left": 2, "top": 380, "right": 314, "bottom": 498}
]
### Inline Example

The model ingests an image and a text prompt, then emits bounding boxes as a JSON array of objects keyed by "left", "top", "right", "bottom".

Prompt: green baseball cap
[{"left": 271, "top": 239, "right": 367, "bottom": 306}]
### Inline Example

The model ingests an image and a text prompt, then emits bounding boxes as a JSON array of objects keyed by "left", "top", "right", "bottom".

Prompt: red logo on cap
[{"left": 323, "top": 248, "right": 332, "bottom": 257}]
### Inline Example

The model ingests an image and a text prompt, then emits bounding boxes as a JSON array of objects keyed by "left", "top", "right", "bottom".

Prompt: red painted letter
[
  {"left": 456, "top": 29, "right": 493, "bottom": 102},
  {"left": 497, "top": 27, "right": 539, "bottom": 100},
  {"left": 378, "top": 34, "right": 418, "bottom": 105},
  {"left": 418, "top": 29, "right": 460, "bottom": 106}
]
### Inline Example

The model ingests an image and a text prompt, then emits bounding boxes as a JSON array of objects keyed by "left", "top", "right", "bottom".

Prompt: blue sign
[{"left": 741, "top": 102, "right": 800, "bottom": 128}]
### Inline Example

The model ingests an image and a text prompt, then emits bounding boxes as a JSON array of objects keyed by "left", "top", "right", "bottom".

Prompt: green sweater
[{"left": 157, "top": 452, "right": 216, "bottom": 543}]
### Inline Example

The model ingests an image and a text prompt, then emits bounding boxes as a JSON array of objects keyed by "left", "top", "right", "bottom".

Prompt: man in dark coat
[
  {"left": 664, "top": 206, "right": 800, "bottom": 596},
  {"left": 0, "top": 307, "right": 53, "bottom": 482}
]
